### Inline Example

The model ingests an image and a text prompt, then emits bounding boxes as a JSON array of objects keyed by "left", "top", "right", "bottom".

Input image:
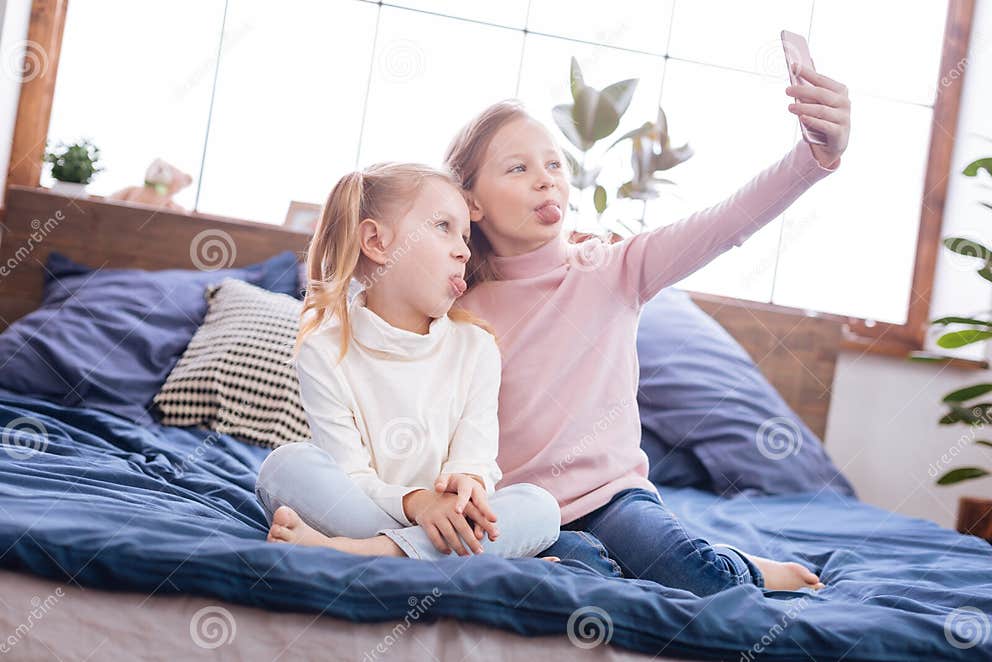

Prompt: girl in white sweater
[{"left": 254, "top": 162, "right": 562, "bottom": 560}]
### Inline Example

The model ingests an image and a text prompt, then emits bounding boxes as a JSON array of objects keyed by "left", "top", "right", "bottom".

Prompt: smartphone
[{"left": 781, "top": 30, "right": 828, "bottom": 146}]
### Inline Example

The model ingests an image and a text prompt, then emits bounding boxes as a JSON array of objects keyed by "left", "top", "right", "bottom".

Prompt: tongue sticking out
[
  {"left": 536, "top": 203, "right": 562, "bottom": 224},
  {"left": 449, "top": 276, "right": 467, "bottom": 297}
]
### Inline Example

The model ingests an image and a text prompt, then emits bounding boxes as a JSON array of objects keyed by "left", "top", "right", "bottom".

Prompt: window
[
  {"left": 357, "top": 6, "right": 522, "bottom": 166},
  {"left": 45, "top": 0, "right": 225, "bottom": 210},
  {"left": 654, "top": 0, "right": 949, "bottom": 326},
  {"left": 195, "top": 0, "right": 378, "bottom": 223},
  {"left": 42, "top": 0, "right": 960, "bottom": 338}
]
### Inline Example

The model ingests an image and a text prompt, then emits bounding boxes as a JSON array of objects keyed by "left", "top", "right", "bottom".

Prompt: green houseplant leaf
[
  {"left": 943, "top": 237, "right": 992, "bottom": 261},
  {"left": 593, "top": 185, "right": 607, "bottom": 215},
  {"left": 931, "top": 316, "right": 992, "bottom": 327},
  {"left": 553, "top": 104, "right": 591, "bottom": 151},
  {"left": 569, "top": 56, "right": 584, "bottom": 102},
  {"left": 938, "top": 403, "right": 992, "bottom": 425},
  {"left": 943, "top": 383, "right": 992, "bottom": 402},
  {"left": 600, "top": 78, "right": 638, "bottom": 119},
  {"left": 936, "top": 467, "right": 990, "bottom": 485},
  {"left": 962, "top": 158, "right": 992, "bottom": 178},
  {"left": 936, "top": 329, "right": 992, "bottom": 349}
]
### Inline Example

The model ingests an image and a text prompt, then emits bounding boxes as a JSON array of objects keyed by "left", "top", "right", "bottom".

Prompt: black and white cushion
[{"left": 153, "top": 278, "right": 309, "bottom": 448}]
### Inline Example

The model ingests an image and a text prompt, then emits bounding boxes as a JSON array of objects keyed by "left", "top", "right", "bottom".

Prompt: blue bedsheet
[{"left": 1, "top": 390, "right": 989, "bottom": 660}]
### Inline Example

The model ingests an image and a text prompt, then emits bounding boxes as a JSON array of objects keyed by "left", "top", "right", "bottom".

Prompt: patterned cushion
[{"left": 153, "top": 278, "right": 309, "bottom": 448}]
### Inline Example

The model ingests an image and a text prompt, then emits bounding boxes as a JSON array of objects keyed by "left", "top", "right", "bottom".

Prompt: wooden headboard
[
  {"left": 0, "top": 185, "right": 842, "bottom": 439},
  {"left": 689, "top": 293, "right": 842, "bottom": 440},
  {"left": 0, "top": 185, "right": 312, "bottom": 325}
]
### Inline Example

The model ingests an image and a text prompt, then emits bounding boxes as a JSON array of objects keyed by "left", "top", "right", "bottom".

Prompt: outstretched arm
[{"left": 612, "top": 63, "right": 850, "bottom": 307}]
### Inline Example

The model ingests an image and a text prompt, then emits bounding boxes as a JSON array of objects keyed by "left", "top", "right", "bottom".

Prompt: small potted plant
[{"left": 44, "top": 139, "right": 103, "bottom": 196}]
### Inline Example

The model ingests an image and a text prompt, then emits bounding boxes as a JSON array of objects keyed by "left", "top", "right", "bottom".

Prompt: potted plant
[
  {"left": 910, "top": 154, "right": 992, "bottom": 541},
  {"left": 552, "top": 57, "right": 693, "bottom": 240},
  {"left": 44, "top": 139, "right": 103, "bottom": 196}
]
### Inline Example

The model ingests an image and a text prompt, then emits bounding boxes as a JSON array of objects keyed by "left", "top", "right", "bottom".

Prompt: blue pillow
[
  {"left": 0, "top": 251, "right": 300, "bottom": 425},
  {"left": 637, "top": 287, "right": 856, "bottom": 498}
]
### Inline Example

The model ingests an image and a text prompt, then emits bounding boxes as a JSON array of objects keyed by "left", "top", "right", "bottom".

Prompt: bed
[{"left": 1, "top": 186, "right": 990, "bottom": 661}]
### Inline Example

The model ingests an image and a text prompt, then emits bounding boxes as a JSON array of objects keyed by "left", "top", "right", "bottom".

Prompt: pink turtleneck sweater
[{"left": 457, "top": 140, "right": 838, "bottom": 524}]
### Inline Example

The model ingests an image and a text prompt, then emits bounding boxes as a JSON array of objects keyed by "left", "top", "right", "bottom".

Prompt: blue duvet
[{"left": 1, "top": 390, "right": 989, "bottom": 660}]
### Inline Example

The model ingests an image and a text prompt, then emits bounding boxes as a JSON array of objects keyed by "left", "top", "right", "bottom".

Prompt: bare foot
[
  {"left": 746, "top": 554, "right": 825, "bottom": 591},
  {"left": 267, "top": 506, "right": 405, "bottom": 557}
]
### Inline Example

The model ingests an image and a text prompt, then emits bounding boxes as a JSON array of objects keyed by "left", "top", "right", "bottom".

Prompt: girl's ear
[
  {"left": 465, "top": 193, "right": 485, "bottom": 223},
  {"left": 357, "top": 218, "right": 393, "bottom": 266}
]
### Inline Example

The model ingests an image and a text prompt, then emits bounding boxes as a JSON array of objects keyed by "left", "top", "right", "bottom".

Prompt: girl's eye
[
  {"left": 436, "top": 221, "right": 449, "bottom": 231},
  {"left": 548, "top": 160, "right": 562, "bottom": 169},
  {"left": 509, "top": 164, "right": 525, "bottom": 173}
]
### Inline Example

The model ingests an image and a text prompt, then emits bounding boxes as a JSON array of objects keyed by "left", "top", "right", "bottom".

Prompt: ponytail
[{"left": 295, "top": 171, "right": 365, "bottom": 363}]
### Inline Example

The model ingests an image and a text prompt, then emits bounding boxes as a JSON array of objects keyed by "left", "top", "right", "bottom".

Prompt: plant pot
[
  {"left": 956, "top": 496, "right": 992, "bottom": 543},
  {"left": 50, "top": 180, "right": 89, "bottom": 197}
]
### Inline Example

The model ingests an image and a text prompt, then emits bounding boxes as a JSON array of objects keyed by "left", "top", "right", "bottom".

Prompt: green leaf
[
  {"left": 931, "top": 316, "right": 992, "bottom": 327},
  {"left": 562, "top": 149, "right": 581, "bottom": 177},
  {"left": 907, "top": 351, "right": 953, "bottom": 363},
  {"left": 593, "top": 185, "right": 607, "bottom": 215},
  {"left": 963, "top": 158, "right": 992, "bottom": 178},
  {"left": 939, "top": 403, "right": 992, "bottom": 425},
  {"left": 943, "top": 383, "right": 992, "bottom": 402},
  {"left": 552, "top": 104, "right": 590, "bottom": 151},
  {"left": 606, "top": 121, "right": 652, "bottom": 152},
  {"left": 980, "top": 264, "right": 992, "bottom": 284},
  {"left": 654, "top": 143, "right": 694, "bottom": 171},
  {"left": 573, "top": 86, "right": 622, "bottom": 144},
  {"left": 937, "top": 329, "right": 992, "bottom": 349},
  {"left": 936, "top": 467, "right": 990, "bottom": 485},
  {"left": 943, "top": 236, "right": 992, "bottom": 261},
  {"left": 600, "top": 78, "right": 638, "bottom": 119},
  {"left": 655, "top": 106, "right": 670, "bottom": 148},
  {"left": 569, "top": 57, "right": 584, "bottom": 103}
]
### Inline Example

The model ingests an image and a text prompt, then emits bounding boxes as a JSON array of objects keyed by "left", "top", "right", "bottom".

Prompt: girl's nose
[{"left": 535, "top": 171, "right": 555, "bottom": 190}]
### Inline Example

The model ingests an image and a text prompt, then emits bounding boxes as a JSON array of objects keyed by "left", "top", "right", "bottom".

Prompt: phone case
[{"left": 781, "top": 30, "right": 828, "bottom": 146}]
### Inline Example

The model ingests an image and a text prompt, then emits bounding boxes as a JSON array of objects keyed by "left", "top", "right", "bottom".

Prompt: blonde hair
[
  {"left": 296, "top": 162, "right": 494, "bottom": 364},
  {"left": 443, "top": 99, "right": 537, "bottom": 289}
]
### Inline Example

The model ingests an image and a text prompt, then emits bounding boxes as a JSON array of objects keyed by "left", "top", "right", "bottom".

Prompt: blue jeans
[
  {"left": 255, "top": 442, "right": 560, "bottom": 561},
  {"left": 565, "top": 488, "right": 765, "bottom": 596},
  {"left": 536, "top": 530, "right": 624, "bottom": 578}
]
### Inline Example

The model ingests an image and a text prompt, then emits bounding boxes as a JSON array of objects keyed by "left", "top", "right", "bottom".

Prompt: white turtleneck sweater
[{"left": 293, "top": 289, "right": 503, "bottom": 526}]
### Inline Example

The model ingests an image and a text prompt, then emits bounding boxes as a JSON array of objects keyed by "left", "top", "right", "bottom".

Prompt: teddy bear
[{"left": 108, "top": 158, "right": 192, "bottom": 211}]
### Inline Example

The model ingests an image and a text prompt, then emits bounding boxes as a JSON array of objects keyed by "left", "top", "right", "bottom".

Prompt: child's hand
[
  {"left": 406, "top": 489, "right": 486, "bottom": 556},
  {"left": 785, "top": 63, "right": 850, "bottom": 169},
  {"left": 434, "top": 473, "right": 499, "bottom": 541}
]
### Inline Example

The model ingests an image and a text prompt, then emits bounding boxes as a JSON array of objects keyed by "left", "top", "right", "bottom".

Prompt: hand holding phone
[{"left": 781, "top": 30, "right": 829, "bottom": 146}]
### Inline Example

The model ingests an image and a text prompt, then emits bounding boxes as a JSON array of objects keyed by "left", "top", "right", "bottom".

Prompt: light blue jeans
[{"left": 255, "top": 441, "right": 561, "bottom": 561}]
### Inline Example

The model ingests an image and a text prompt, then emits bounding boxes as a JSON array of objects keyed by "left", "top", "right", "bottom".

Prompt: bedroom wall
[{"left": 0, "top": 1, "right": 989, "bottom": 530}]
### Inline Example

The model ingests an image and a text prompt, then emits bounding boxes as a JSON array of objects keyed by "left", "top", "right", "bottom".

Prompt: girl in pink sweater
[{"left": 444, "top": 63, "right": 850, "bottom": 594}]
